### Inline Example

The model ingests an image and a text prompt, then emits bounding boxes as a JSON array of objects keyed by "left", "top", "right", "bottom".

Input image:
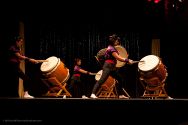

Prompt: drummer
[
  {"left": 6, "top": 36, "right": 40, "bottom": 98},
  {"left": 90, "top": 34, "right": 134, "bottom": 99},
  {"left": 69, "top": 58, "right": 96, "bottom": 98}
]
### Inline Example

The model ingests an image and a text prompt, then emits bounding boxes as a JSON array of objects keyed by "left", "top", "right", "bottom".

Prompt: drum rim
[{"left": 61, "top": 70, "right": 70, "bottom": 84}]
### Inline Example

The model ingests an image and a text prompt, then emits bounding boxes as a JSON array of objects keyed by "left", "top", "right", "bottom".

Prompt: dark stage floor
[{"left": 0, "top": 97, "right": 188, "bottom": 125}]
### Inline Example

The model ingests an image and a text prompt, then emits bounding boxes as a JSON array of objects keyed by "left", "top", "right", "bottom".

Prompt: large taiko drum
[
  {"left": 95, "top": 45, "right": 128, "bottom": 67},
  {"left": 95, "top": 48, "right": 106, "bottom": 66},
  {"left": 95, "top": 70, "right": 115, "bottom": 90},
  {"left": 115, "top": 45, "right": 128, "bottom": 67},
  {"left": 138, "top": 55, "right": 167, "bottom": 85},
  {"left": 40, "top": 56, "right": 70, "bottom": 84}
]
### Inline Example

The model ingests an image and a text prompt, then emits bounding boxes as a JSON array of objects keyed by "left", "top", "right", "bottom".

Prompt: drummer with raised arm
[{"left": 90, "top": 34, "right": 134, "bottom": 99}]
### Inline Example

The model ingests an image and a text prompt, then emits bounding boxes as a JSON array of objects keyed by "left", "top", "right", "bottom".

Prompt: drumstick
[
  {"left": 132, "top": 61, "right": 145, "bottom": 63},
  {"left": 37, "top": 60, "right": 48, "bottom": 63},
  {"left": 90, "top": 73, "right": 97, "bottom": 75},
  {"left": 95, "top": 56, "right": 103, "bottom": 66}
]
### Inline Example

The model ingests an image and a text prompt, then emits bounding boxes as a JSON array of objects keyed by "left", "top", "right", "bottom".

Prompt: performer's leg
[
  {"left": 90, "top": 63, "right": 113, "bottom": 98},
  {"left": 17, "top": 67, "right": 34, "bottom": 98},
  {"left": 111, "top": 69, "right": 129, "bottom": 98}
]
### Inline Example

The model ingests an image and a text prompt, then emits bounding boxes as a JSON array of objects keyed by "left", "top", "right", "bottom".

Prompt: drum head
[
  {"left": 138, "top": 55, "right": 160, "bottom": 72},
  {"left": 97, "top": 48, "right": 106, "bottom": 58},
  {"left": 96, "top": 48, "right": 107, "bottom": 65},
  {"left": 95, "top": 70, "right": 103, "bottom": 81},
  {"left": 40, "top": 56, "right": 59, "bottom": 72},
  {"left": 115, "top": 45, "right": 128, "bottom": 67}
]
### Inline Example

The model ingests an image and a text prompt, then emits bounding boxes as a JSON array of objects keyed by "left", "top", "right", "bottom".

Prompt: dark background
[{"left": 0, "top": 0, "right": 187, "bottom": 98}]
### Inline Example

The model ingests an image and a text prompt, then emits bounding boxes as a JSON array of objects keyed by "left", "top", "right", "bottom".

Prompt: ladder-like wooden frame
[{"left": 42, "top": 77, "right": 72, "bottom": 97}]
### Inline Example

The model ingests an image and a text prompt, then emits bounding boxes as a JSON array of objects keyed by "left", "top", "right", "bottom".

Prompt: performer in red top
[{"left": 90, "top": 34, "right": 134, "bottom": 99}]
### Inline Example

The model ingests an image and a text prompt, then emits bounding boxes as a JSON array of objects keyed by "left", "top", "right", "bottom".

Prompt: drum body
[
  {"left": 96, "top": 45, "right": 128, "bottom": 67},
  {"left": 138, "top": 55, "right": 167, "bottom": 85},
  {"left": 40, "top": 56, "right": 70, "bottom": 84},
  {"left": 95, "top": 70, "right": 115, "bottom": 90}
]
